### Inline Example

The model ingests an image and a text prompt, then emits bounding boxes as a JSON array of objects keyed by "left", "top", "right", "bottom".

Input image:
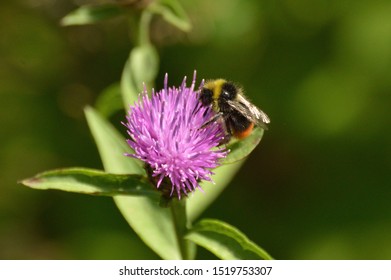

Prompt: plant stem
[
  {"left": 170, "top": 199, "right": 192, "bottom": 260},
  {"left": 138, "top": 9, "right": 153, "bottom": 46}
]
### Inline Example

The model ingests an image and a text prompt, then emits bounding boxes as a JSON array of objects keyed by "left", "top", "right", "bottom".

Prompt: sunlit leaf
[
  {"left": 148, "top": 0, "right": 192, "bottom": 32},
  {"left": 61, "top": 4, "right": 123, "bottom": 26},
  {"left": 95, "top": 83, "right": 124, "bottom": 118},
  {"left": 20, "top": 167, "right": 158, "bottom": 198},
  {"left": 121, "top": 45, "right": 159, "bottom": 108},
  {"left": 84, "top": 106, "right": 144, "bottom": 174},
  {"left": 223, "top": 127, "right": 265, "bottom": 164},
  {"left": 131, "top": 45, "right": 159, "bottom": 89},
  {"left": 187, "top": 159, "right": 245, "bottom": 222},
  {"left": 186, "top": 129, "right": 266, "bottom": 219},
  {"left": 121, "top": 55, "right": 139, "bottom": 108},
  {"left": 114, "top": 196, "right": 182, "bottom": 259},
  {"left": 85, "top": 106, "right": 182, "bottom": 260},
  {"left": 186, "top": 219, "right": 273, "bottom": 260}
]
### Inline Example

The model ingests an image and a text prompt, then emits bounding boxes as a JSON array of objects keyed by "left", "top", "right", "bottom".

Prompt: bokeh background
[{"left": 1, "top": 0, "right": 391, "bottom": 259}]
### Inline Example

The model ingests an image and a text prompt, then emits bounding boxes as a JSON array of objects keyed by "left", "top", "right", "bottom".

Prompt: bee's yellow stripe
[
  {"left": 212, "top": 79, "right": 226, "bottom": 100},
  {"left": 204, "top": 79, "right": 227, "bottom": 111}
]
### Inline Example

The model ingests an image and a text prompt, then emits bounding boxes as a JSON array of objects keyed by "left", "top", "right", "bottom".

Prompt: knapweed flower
[{"left": 123, "top": 72, "right": 228, "bottom": 199}]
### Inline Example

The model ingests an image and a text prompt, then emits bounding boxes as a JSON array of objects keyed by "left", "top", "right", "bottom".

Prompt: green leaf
[
  {"left": 130, "top": 45, "right": 159, "bottom": 90},
  {"left": 186, "top": 219, "right": 273, "bottom": 260},
  {"left": 85, "top": 106, "right": 182, "bottom": 260},
  {"left": 187, "top": 159, "right": 245, "bottom": 222},
  {"left": 186, "top": 128, "right": 266, "bottom": 219},
  {"left": 20, "top": 167, "right": 159, "bottom": 198},
  {"left": 121, "top": 45, "right": 159, "bottom": 108},
  {"left": 84, "top": 106, "right": 144, "bottom": 175},
  {"left": 223, "top": 127, "right": 265, "bottom": 164},
  {"left": 148, "top": 0, "right": 192, "bottom": 32},
  {"left": 120, "top": 54, "right": 139, "bottom": 108},
  {"left": 95, "top": 83, "right": 124, "bottom": 118},
  {"left": 114, "top": 196, "right": 183, "bottom": 259},
  {"left": 61, "top": 4, "right": 123, "bottom": 26}
]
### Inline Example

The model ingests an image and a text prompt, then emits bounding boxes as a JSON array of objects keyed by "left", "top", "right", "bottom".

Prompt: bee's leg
[
  {"left": 220, "top": 120, "right": 232, "bottom": 144},
  {"left": 200, "top": 112, "right": 231, "bottom": 144},
  {"left": 200, "top": 112, "right": 224, "bottom": 129}
]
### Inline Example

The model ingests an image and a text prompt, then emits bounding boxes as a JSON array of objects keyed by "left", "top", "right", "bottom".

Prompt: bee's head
[{"left": 220, "top": 82, "right": 238, "bottom": 101}]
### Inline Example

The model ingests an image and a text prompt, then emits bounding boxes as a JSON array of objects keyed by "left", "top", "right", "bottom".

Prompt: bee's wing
[{"left": 228, "top": 95, "right": 270, "bottom": 128}]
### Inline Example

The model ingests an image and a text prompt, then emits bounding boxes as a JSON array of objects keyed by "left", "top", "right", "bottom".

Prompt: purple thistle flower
[{"left": 123, "top": 72, "right": 228, "bottom": 199}]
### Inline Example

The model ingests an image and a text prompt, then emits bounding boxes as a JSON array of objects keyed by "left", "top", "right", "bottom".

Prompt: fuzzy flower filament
[{"left": 123, "top": 72, "right": 228, "bottom": 199}]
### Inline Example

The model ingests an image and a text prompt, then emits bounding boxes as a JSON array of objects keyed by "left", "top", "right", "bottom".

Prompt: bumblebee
[{"left": 200, "top": 79, "right": 270, "bottom": 141}]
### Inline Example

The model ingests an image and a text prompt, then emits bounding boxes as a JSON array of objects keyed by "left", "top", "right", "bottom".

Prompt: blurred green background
[{"left": 1, "top": 0, "right": 391, "bottom": 259}]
